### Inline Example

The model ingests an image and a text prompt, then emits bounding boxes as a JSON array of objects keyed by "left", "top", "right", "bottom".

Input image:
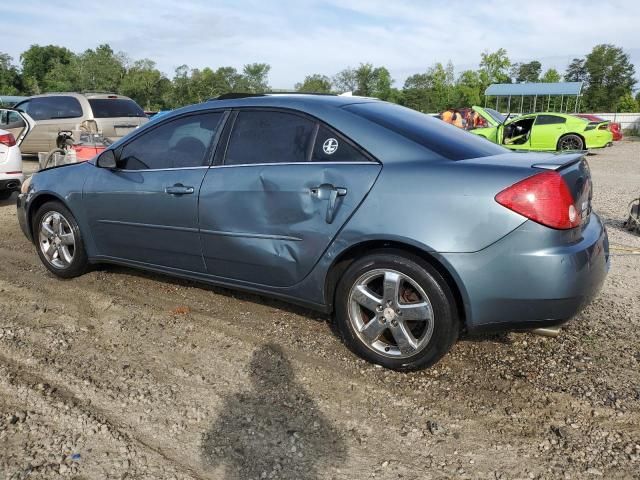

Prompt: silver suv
[{"left": 14, "top": 93, "right": 148, "bottom": 154}]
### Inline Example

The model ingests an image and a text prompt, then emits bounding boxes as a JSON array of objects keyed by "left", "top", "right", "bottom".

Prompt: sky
[{"left": 1, "top": 0, "right": 639, "bottom": 89}]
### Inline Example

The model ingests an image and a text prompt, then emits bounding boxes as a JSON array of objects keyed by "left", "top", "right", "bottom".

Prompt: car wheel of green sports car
[{"left": 557, "top": 134, "right": 584, "bottom": 151}]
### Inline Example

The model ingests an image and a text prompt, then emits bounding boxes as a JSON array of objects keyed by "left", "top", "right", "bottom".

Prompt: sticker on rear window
[{"left": 323, "top": 138, "right": 339, "bottom": 155}]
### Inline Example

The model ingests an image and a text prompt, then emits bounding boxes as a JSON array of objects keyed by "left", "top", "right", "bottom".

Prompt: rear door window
[
  {"left": 88, "top": 99, "right": 146, "bottom": 118},
  {"left": 118, "top": 112, "right": 223, "bottom": 170},
  {"left": 224, "top": 110, "right": 315, "bottom": 165},
  {"left": 17, "top": 96, "right": 83, "bottom": 121}
]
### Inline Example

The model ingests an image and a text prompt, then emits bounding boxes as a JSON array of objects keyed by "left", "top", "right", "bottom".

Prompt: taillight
[
  {"left": 0, "top": 133, "right": 16, "bottom": 147},
  {"left": 495, "top": 171, "right": 580, "bottom": 230}
]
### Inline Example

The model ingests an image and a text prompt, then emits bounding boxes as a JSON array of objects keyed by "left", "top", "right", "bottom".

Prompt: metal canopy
[
  {"left": 484, "top": 82, "right": 583, "bottom": 97},
  {"left": 484, "top": 82, "right": 583, "bottom": 113}
]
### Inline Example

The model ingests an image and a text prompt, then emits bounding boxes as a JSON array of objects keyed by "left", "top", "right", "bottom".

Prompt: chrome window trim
[
  {"left": 113, "top": 166, "right": 211, "bottom": 173},
  {"left": 209, "top": 161, "right": 377, "bottom": 169}
]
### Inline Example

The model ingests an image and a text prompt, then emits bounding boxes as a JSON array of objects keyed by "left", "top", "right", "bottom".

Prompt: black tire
[
  {"left": 0, "top": 189, "right": 13, "bottom": 200},
  {"left": 32, "top": 201, "right": 88, "bottom": 278},
  {"left": 557, "top": 134, "right": 584, "bottom": 151},
  {"left": 334, "top": 250, "right": 459, "bottom": 371}
]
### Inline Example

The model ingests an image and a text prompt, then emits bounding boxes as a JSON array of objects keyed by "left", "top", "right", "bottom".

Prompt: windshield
[
  {"left": 88, "top": 99, "right": 146, "bottom": 118},
  {"left": 480, "top": 107, "right": 506, "bottom": 124}
]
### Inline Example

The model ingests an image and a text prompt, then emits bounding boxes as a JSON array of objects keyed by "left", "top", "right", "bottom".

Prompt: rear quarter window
[
  {"left": 344, "top": 102, "right": 507, "bottom": 160},
  {"left": 88, "top": 99, "right": 146, "bottom": 118},
  {"left": 535, "top": 115, "right": 566, "bottom": 125},
  {"left": 17, "top": 96, "right": 83, "bottom": 121}
]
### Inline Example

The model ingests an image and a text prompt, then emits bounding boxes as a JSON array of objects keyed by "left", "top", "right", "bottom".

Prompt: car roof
[
  {"left": 180, "top": 93, "right": 379, "bottom": 112},
  {"left": 23, "top": 92, "right": 134, "bottom": 100}
]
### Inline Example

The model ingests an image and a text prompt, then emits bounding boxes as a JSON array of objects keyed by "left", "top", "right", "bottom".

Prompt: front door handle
[
  {"left": 165, "top": 183, "right": 195, "bottom": 195},
  {"left": 310, "top": 184, "right": 348, "bottom": 223}
]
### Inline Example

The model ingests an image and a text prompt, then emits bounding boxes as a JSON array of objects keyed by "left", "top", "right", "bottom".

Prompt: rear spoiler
[{"left": 532, "top": 152, "right": 585, "bottom": 171}]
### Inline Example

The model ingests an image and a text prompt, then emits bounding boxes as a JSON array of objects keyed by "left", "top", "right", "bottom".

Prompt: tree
[
  {"left": 42, "top": 58, "right": 78, "bottom": 91},
  {"left": 583, "top": 44, "right": 636, "bottom": 111},
  {"left": 453, "top": 70, "right": 482, "bottom": 106},
  {"left": 295, "top": 74, "right": 332, "bottom": 93},
  {"left": 479, "top": 48, "right": 511, "bottom": 86},
  {"left": 617, "top": 93, "right": 638, "bottom": 113},
  {"left": 541, "top": 68, "right": 561, "bottom": 83},
  {"left": 402, "top": 62, "right": 455, "bottom": 112},
  {"left": 76, "top": 44, "right": 126, "bottom": 92},
  {"left": 564, "top": 58, "right": 587, "bottom": 83},
  {"left": 512, "top": 61, "right": 541, "bottom": 83},
  {"left": 333, "top": 64, "right": 392, "bottom": 99},
  {"left": 241, "top": 63, "right": 270, "bottom": 93},
  {"left": 20, "top": 44, "right": 75, "bottom": 93},
  {"left": 120, "top": 59, "right": 169, "bottom": 110},
  {"left": 333, "top": 67, "right": 358, "bottom": 93},
  {"left": 0, "top": 53, "right": 22, "bottom": 95}
]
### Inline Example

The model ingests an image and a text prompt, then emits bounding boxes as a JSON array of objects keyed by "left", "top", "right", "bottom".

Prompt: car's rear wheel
[
  {"left": 557, "top": 134, "right": 584, "bottom": 151},
  {"left": 334, "top": 251, "right": 459, "bottom": 371},
  {"left": 33, "top": 201, "right": 88, "bottom": 278}
]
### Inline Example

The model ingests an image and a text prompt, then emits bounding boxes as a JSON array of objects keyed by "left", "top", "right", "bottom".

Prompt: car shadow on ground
[
  {"left": 200, "top": 343, "right": 347, "bottom": 479},
  {"left": 0, "top": 191, "right": 18, "bottom": 207},
  {"left": 99, "top": 264, "right": 329, "bottom": 323}
]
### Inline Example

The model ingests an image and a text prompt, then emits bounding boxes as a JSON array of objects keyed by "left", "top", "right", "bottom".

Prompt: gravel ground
[{"left": 0, "top": 143, "right": 639, "bottom": 480}]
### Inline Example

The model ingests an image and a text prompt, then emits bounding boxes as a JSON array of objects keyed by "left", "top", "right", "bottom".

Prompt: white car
[{"left": 0, "top": 109, "right": 34, "bottom": 200}]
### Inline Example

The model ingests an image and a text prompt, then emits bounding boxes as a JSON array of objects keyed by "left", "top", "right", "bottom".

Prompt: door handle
[
  {"left": 310, "top": 183, "right": 347, "bottom": 223},
  {"left": 165, "top": 183, "right": 195, "bottom": 195}
]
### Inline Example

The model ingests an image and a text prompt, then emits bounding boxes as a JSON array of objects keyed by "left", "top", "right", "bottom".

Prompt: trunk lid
[
  {"left": 463, "top": 151, "right": 592, "bottom": 228},
  {"left": 0, "top": 108, "right": 36, "bottom": 147},
  {"left": 531, "top": 152, "right": 592, "bottom": 227}
]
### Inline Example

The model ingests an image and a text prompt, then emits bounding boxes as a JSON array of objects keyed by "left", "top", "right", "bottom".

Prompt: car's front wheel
[
  {"left": 334, "top": 251, "right": 459, "bottom": 371},
  {"left": 33, "top": 201, "right": 88, "bottom": 278}
]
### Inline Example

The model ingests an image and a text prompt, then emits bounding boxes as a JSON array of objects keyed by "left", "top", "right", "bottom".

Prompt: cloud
[{"left": 1, "top": 0, "right": 638, "bottom": 88}]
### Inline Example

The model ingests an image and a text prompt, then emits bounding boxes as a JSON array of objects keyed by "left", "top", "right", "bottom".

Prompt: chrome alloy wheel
[
  {"left": 38, "top": 211, "right": 76, "bottom": 269},
  {"left": 348, "top": 269, "right": 434, "bottom": 359}
]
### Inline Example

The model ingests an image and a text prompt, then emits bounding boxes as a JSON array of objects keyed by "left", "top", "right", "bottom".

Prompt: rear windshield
[
  {"left": 344, "top": 102, "right": 507, "bottom": 160},
  {"left": 88, "top": 99, "right": 146, "bottom": 118}
]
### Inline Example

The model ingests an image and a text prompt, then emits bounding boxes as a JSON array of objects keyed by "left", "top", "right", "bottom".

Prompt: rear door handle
[
  {"left": 310, "top": 184, "right": 347, "bottom": 223},
  {"left": 165, "top": 183, "right": 195, "bottom": 195}
]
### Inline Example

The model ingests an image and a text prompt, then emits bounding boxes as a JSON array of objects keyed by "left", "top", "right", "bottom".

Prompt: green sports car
[{"left": 469, "top": 107, "right": 613, "bottom": 151}]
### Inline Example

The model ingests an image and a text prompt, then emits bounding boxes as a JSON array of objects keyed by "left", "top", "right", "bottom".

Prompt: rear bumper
[
  {"left": 440, "top": 213, "right": 609, "bottom": 333},
  {"left": 0, "top": 172, "right": 24, "bottom": 191}
]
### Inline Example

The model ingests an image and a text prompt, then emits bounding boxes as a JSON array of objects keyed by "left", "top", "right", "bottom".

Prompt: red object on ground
[
  {"left": 576, "top": 114, "right": 623, "bottom": 141},
  {"left": 72, "top": 145, "right": 106, "bottom": 161}
]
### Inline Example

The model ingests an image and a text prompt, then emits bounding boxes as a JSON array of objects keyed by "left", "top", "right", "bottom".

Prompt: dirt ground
[{"left": 0, "top": 143, "right": 639, "bottom": 480}]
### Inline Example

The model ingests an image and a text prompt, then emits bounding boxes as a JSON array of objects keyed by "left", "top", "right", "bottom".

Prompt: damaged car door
[{"left": 198, "top": 109, "right": 382, "bottom": 287}]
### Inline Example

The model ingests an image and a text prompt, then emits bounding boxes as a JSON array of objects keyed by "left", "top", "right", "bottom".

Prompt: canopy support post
[
  {"left": 533, "top": 95, "right": 537, "bottom": 112},
  {"left": 520, "top": 96, "right": 524, "bottom": 114},
  {"left": 560, "top": 95, "right": 564, "bottom": 112},
  {"left": 507, "top": 95, "right": 511, "bottom": 113}
]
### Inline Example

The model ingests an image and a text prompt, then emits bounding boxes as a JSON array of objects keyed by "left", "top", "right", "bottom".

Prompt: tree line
[{"left": 0, "top": 43, "right": 637, "bottom": 113}]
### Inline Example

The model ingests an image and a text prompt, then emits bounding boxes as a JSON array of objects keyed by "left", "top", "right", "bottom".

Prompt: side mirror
[{"left": 97, "top": 150, "right": 117, "bottom": 169}]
